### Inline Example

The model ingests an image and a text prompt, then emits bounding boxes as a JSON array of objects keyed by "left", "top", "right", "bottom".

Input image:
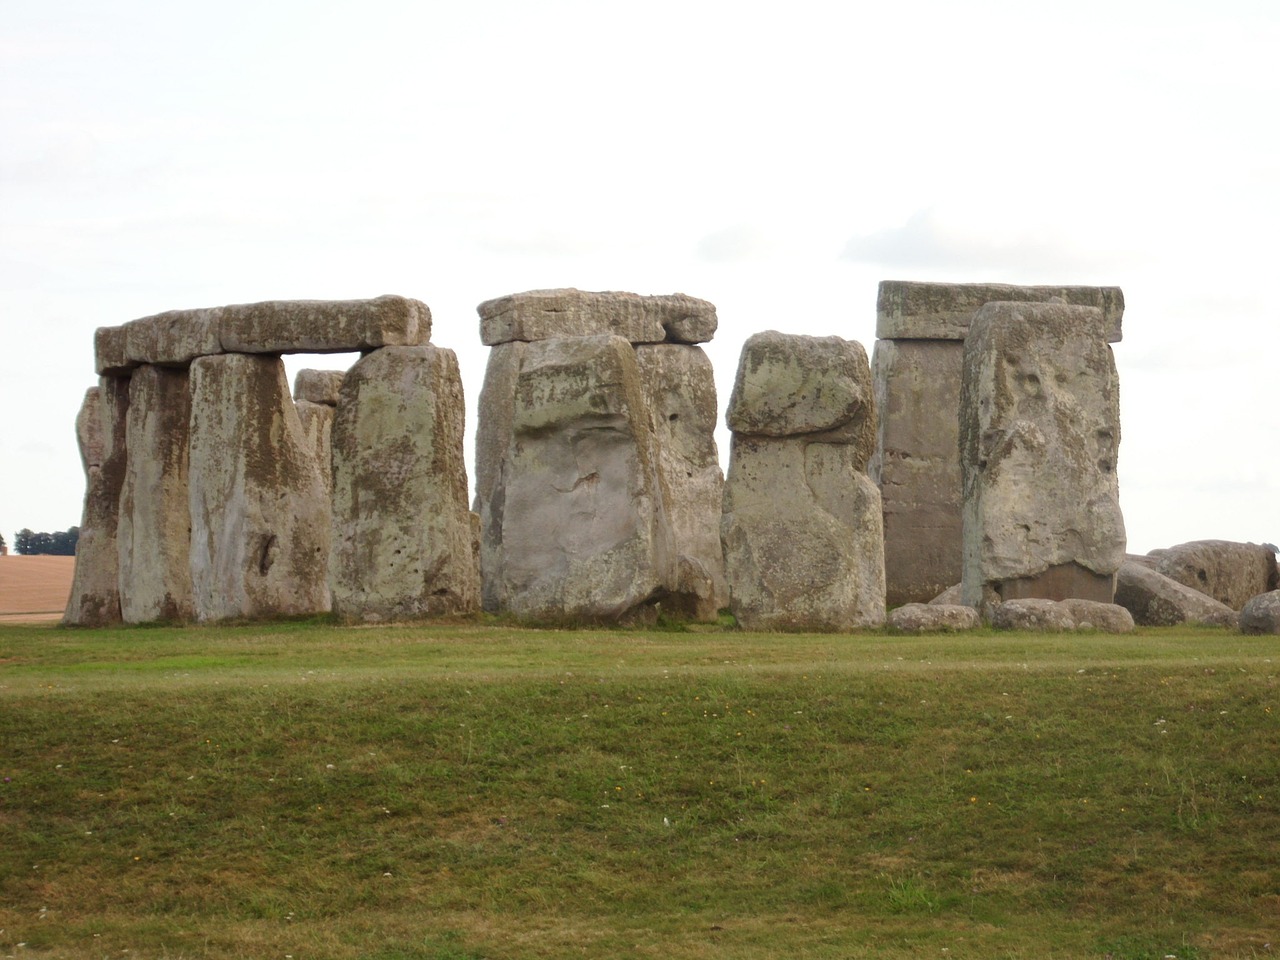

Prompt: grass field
[{"left": 1, "top": 619, "right": 1277, "bottom": 959}]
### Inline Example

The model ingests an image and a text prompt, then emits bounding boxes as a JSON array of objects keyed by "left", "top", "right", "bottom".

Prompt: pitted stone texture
[
  {"left": 1240, "top": 591, "right": 1280, "bottom": 635},
  {"left": 876, "top": 281, "right": 1125, "bottom": 342},
  {"left": 960, "top": 302, "right": 1125, "bottom": 610},
  {"left": 1060, "top": 599, "right": 1135, "bottom": 633},
  {"left": 888, "top": 603, "right": 979, "bottom": 633},
  {"left": 472, "top": 342, "right": 527, "bottom": 613},
  {"left": 188, "top": 354, "right": 331, "bottom": 621},
  {"left": 929, "top": 583, "right": 965, "bottom": 605},
  {"left": 497, "top": 335, "right": 676, "bottom": 621},
  {"left": 478, "top": 289, "right": 717, "bottom": 346},
  {"left": 117, "top": 365, "right": 194, "bottom": 623},
  {"left": 95, "top": 326, "right": 132, "bottom": 376},
  {"left": 722, "top": 436, "right": 885, "bottom": 631},
  {"left": 989, "top": 599, "right": 1076, "bottom": 632},
  {"left": 293, "top": 369, "right": 346, "bottom": 406},
  {"left": 1115, "top": 560, "right": 1239, "bottom": 627},
  {"left": 726, "top": 332, "right": 875, "bottom": 456},
  {"left": 1152, "top": 540, "right": 1280, "bottom": 610},
  {"left": 65, "top": 376, "right": 130, "bottom": 626},
  {"left": 870, "top": 338, "right": 964, "bottom": 605},
  {"left": 329, "top": 345, "right": 479, "bottom": 622},
  {"left": 124, "top": 308, "right": 221, "bottom": 367},
  {"left": 75, "top": 387, "right": 104, "bottom": 476},
  {"left": 295, "top": 400, "right": 335, "bottom": 497},
  {"left": 218, "top": 295, "right": 431, "bottom": 354},
  {"left": 635, "top": 343, "right": 726, "bottom": 620}
]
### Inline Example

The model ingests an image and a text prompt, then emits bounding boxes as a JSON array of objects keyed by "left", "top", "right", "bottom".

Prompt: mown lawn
[{"left": 1, "top": 620, "right": 1277, "bottom": 959}]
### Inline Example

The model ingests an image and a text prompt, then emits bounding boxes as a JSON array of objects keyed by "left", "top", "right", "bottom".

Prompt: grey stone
[
  {"left": 989, "top": 598, "right": 1076, "bottom": 632},
  {"left": 295, "top": 400, "right": 334, "bottom": 496},
  {"left": 634, "top": 343, "right": 726, "bottom": 620},
  {"left": 1240, "top": 591, "right": 1280, "bottom": 635},
  {"left": 472, "top": 341, "right": 527, "bottom": 613},
  {"left": 1114, "top": 560, "right": 1239, "bottom": 627},
  {"left": 124, "top": 308, "right": 221, "bottom": 367},
  {"left": 960, "top": 301, "right": 1126, "bottom": 611},
  {"left": 293, "top": 369, "right": 346, "bottom": 406},
  {"left": 218, "top": 295, "right": 431, "bottom": 354},
  {"left": 329, "top": 345, "right": 480, "bottom": 621},
  {"left": 1153, "top": 540, "right": 1280, "bottom": 610},
  {"left": 929, "top": 583, "right": 965, "bottom": 605},
  {"left": 94, "top": 326, "right": 133, "bottom": 376},
  {"left": 888, "top": 602, "right": 980, "bottom": 632},
  {"left": 1060, "top": 598, "right": 1135, "bottom": 633},
  {"left": 74, "top": 386, "right": 104, "bottom": 476},
  {"left": 495, "top": 335, "right": 676, "bottom": 621},
  {"left": 188, "top": 353, "right": 331, "bottom": 621},
  {"left": 64, "top": 376, "right": 130, "bottom": 626},
  {"left": 870, "top": 338, "right": 964, "bottom": 606},
  {"left": 478, "top": 289, "right": 716, "bottom": 346},
  {"left": 726, "top": 331, "right": 876, "bottom": 457},
  {"left": 876, "top": 281, "right": 1124, "bottom": 342},
  {"left": 117, "top": 365, "right": 194, "bottom": 623}
]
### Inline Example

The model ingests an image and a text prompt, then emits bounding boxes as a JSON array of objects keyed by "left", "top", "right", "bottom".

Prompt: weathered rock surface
[
  {"left": 74, "top": 386, "right": 104, "bottom": 476},
  {"left": 124, "top": 308, "right": 221, "bottom": 367},
  {"left": 65, "top": 376, "right": 130, "bottom": 626},
  {"left": 94, "top": 326, "right": 132, "bottom": 377},
  {"left": 1152, "top": 540, "right": 1279, "bottom": 610},
  {"left": 329, "top": 345, "right": 480, "bottom": 621},
  {"left": 472, "top": 341, "right": 527, "bottom": 612},
  {"left": 1060, "top": 598, "right": 1135, "bottom": 633},
  {"left": 888, "top": 602, "right": 979, "bottom": 632},
  {"left": 495, "top": 335, "right": 676, "bottom": 621},
  {"left": 635, "top": 344, "right": 726, "bottom": 619},
  {"left": 989, "top": 598, "right": 1077, "bottom": 632},
  {"left": 295, "top": 400, "right": 334, "bottom": 496},
  {"left": 929, "top": 583, "right": 965, "bottom": 605},
  {"left": 870, "top": 339, "right": 964, "bottom": 605},
  {"left": 876, "top": 281, "right": 1125, "bottom": 342},
  {"left": 960, "top": 301, "right": 1125, "bottom": 611},
  {"left": 188, "top": 353, "right": 331, "bottom": 621},
  {"left": 117, "top": 365, "right": 194, "bottom": 623},
  {"left": 721, "top": 333, "right": 885, "bottom": 631},
  {"left": 478, "top": 289, "right": 717, "bottom": 346},
  {"left": 1240, "top": 591, "right": 1280, "bottom": 635},
  {"left": 293, "top": 369, "right": 345, "bottom": 406},
  {"left": 1114, "top": 560, "right": 1239, "bottom": 627}
]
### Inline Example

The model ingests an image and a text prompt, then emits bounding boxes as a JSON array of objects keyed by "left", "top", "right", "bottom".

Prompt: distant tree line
[{"left": 13, "top": 527, "right": 80, "bottom": 556}]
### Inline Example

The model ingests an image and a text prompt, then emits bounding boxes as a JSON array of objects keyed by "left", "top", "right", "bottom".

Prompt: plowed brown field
[{"left": 0, "top": 555, "right": 75, "bottom": 622}]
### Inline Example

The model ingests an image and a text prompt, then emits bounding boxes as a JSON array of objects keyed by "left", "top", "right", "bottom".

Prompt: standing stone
[
  {"left": 721, "top": 332, "right": 885, "bottom": 631},
  {"left": 496, "top": 335, "right": 676, "bottom": 621},
  {"left": 473, "top": 341, "right": 527, "bottom": 613},
  {"left": 117, "top": 365, "right": 194, "bottom": 623},
  {"left": 871, "top": 280, "right": 1124, "bottom": 607},
  {"left": 1152, "top": 540, "right": 1279, "bottom": 610},
  {"left": 635, "top": 344, "right": 726, "bottom": 619},
  {"left": 64, "top": 377, "right": 130, "bottom": 626},
  {"left": 329, "top": 346, "right": 479, "bottom": 621},
  {"left": 293, "top": 369, "right": 345, "bottom": 498},
  {"left": 960, "top": 302, "right": 1126, "bottom": 612},
  {"left": 74, "top": 386, "right": 104, "bottom": 477},
  {"left": 188, "top": 353, "right": 330, "bottom": 621}
]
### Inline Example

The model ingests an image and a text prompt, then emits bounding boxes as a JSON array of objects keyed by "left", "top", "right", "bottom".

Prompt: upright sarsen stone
[
  {"left": 117, "top": 365, "right": 194, "bottom": 623},
  {"left": 64, "top": 377, "right": 130, "bottom": 626},
  {"left": 959, "top": 301, "right": 1126, "bottom": 612},
  {"left": 721, "top": 332, "right": 885, "bottom": 631},
  {"left": 188, "top": 353, "right": 331, "bottom": 621},
  {"left": 329, "top": 346, "right": 479, "bottom": 621}
]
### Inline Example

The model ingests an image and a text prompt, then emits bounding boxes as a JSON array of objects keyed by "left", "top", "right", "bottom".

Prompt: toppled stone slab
[
  {"left": 1114, "top": 560, "right": 1239, "bottom": 627},
  {"left": 721, "top": 333, "right": 885, "bottom": 631},
  {"left": 293, "top": 369, "right": 346, "bottom": 406},
  {"left": 888, "top": 602, "right": 979, "bottom": 632},
  {"left": 960, "top": 301, "right": 1126, "bottom": 610},
  {"left": 635, "top": 343, "right": 726, "bottom": 619},
  {"left": 1152, "top": 540, "right": 1279, "bottom": 610},
  {"left": 989, "top": 598, "right": 1077, "bottom": 632},
  {"left": 1060, "top": 598, "right": 1135, "bottom": 633},
  {"left": 496, "top": 335, "right": 676, "bottom": 621},
  {"left": 65, "top": 376, "right": 130, "bottom": 626},
  {"left": 329, "top": 345, "right": 480, "bottom": 621},
  {"left": 1240, "top": 591, "right": 1280, "bottom": 635},
  {"left": 478, "top": 289, "right": 716, "bottom": 346},
  {"left": 117, "top": 365, "right": 194, "bottom": 623},
  {"left": 188, "top": 353, "right": 331, "bottom": 621},
  {"left": 876, "top": 281, "right": 1124, "bottom": 342},
  {"left": 870, "top": 339, "right": 964, "bottom": 605}
]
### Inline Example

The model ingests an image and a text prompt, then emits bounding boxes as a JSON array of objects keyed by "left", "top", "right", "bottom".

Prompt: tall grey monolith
[
  {"left": 188, "top": 353, "right": 331, "bottom": 621},
  {"left": 329, "top": 345, "right": 480, "bottom": 621},
  {"left": 721, "top": 331, "right": 885, "bottom": 630},
  {"left": 959, "top": 301, "right": 1126, "bottom": 612},
  {"left": 871, "top": 281, "right": 1124, "bottom": 607},
  {"left": 294, "top": 369, "right": 344, "bottom": 497}
]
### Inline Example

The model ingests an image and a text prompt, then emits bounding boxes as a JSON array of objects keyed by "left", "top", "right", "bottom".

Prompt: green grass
[{"left": 1, "top": 620, "right": 1277, "bottom": 958}]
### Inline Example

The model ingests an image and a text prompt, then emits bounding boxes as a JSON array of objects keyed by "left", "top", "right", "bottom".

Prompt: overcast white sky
[{"left": 1, "top": 0, "right": 1276, "bottom": 556}]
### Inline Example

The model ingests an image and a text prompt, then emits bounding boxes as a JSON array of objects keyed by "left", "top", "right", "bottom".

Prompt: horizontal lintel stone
[{"left": 478, "top": 288, "right": 717, "bottom": 346}]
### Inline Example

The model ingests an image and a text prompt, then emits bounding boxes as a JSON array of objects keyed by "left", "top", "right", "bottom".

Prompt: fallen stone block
[
  {"left": 1240, "top": 591, "right": 1280, "bottom": 635},
  {"left": 888, "top": 602, "right": 979, "bottom": 632},
  {"left": 989, "top": 598, "right": 1077, "bottom": 632},
  {"left": 1060, "top": 598, "right": 1134, "bottom": 633},
  {"left": 1153, "top": 540, "right": 1279, "bottom": 610},
  {"left": 1114, "top": 560, "right": 1239, "bottom": 627}
]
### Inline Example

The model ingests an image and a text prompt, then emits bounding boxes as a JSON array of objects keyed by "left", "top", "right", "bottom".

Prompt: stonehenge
[{"left": 63, "top": 281, "right": 1276, "bottom": 633}]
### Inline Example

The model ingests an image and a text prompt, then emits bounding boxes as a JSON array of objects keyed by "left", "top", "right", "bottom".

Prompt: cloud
[{"left": 696, "top": 224, "right": 770, "bottom": 263}]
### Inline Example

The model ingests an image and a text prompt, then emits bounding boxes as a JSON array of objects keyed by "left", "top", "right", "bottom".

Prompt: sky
[{"left": 1, "top": 0, "right": 1277, "bottom": 556}]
